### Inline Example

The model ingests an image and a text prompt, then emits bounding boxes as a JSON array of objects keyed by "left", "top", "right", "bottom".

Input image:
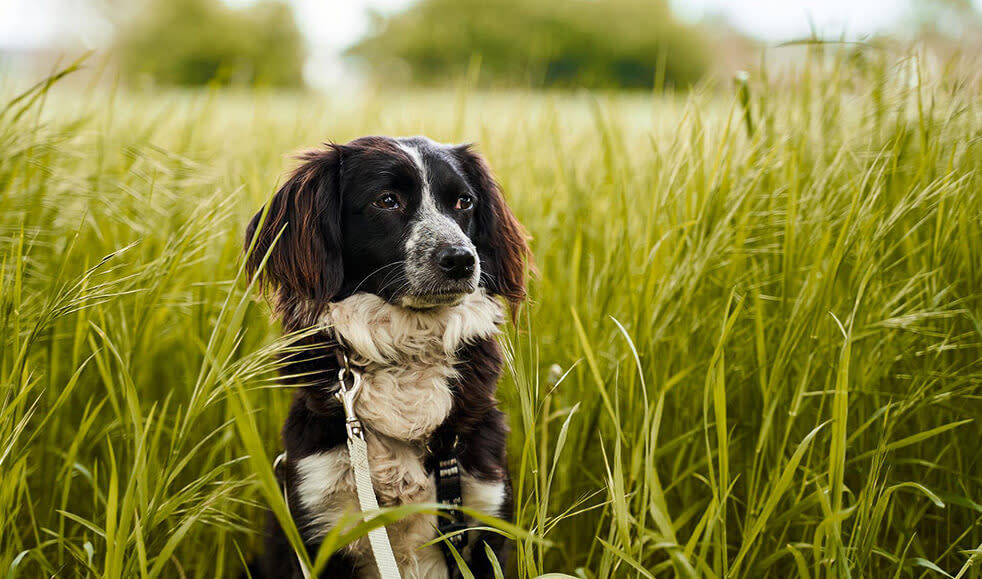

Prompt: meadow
[{"left": 1, "top": 51, "right": 980, "bottom": 578}]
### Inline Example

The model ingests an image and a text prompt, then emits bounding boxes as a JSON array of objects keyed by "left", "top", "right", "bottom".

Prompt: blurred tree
[
  {"left": 911, "top": 0, "right": 981, "bottom": 37},
  {"left": 348, "top": 0, "right": 710, "bottom": 89},
  {"left": 115, "top": 0, "right": 304, "bottom": 87}
]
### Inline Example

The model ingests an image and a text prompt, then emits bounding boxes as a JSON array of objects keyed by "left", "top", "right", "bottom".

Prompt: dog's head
[{"left": 245, "top": 136, "right": 529, "bottom": 325}]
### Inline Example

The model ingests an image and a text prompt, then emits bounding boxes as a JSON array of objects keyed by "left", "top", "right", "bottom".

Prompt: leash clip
[{"left": 334, "top": 354, "right": 364, "bottom": 440}]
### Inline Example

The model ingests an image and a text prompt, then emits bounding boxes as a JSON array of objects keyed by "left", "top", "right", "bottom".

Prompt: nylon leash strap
[{"left": 334, "top": 364, "right": 403, "bottom": 579}]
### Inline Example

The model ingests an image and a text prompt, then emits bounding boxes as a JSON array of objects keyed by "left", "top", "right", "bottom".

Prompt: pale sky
[{"left": 1, "top": 0, "right": 978, "bottom": 86}]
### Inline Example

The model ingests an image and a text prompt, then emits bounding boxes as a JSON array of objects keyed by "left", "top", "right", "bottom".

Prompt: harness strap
[{"left": 434, "top": 431, "right": 468, "bottom": 578}]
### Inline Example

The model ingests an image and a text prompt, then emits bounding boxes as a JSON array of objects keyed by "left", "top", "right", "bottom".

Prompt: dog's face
[
  {"left": 246, "top": 136, "right": 528, "bottom": 323},
  {"left": 337, "top": 137, "right": 484, "bottom": 308}
]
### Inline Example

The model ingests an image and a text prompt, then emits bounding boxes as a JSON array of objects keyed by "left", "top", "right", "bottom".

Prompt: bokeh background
[{"left": 2, "top": 0, "right": 982, "bottom": 91}]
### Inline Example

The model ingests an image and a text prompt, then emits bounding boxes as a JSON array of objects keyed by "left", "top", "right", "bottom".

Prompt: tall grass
[{"left": 1, "top": 48, "right": 980, "bottom": 577}]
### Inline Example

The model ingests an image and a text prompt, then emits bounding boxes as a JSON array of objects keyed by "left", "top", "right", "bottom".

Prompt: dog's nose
[{"left": 437, "top": 246, "right": 476, "bottom": 280}]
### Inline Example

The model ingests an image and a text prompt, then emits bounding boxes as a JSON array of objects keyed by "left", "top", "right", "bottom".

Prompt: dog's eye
[
  {"left": 455, "top": 194, "right": 474, "bottom": 211},
  {"left": 373, "top": 193, "right": 400, "bottom": 210}
]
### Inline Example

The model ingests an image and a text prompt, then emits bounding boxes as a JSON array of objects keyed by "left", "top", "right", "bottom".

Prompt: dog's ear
[
  {"left": 245, "top": 145, "right": 344, "bottom": 309},
  {"left": 454, "top": 144, "right": 531, "bottom": 313}
]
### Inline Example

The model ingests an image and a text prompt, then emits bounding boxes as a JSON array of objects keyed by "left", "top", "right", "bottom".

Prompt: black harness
[{"left": 430, "top": 429, "right": 469, "bottom": 577}]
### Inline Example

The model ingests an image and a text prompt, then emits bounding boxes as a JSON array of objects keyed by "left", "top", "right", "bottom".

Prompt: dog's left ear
[
  {"left": 454, "top": 144, "right": 531, "bottom": 313},
  {"left": 244, "top": 145, "right": 345, "bottom": 320}
]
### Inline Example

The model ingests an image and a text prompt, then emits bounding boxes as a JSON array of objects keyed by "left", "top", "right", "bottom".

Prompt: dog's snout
[{"left": 437, "top": 246, "right": 476, "bottom": 280}]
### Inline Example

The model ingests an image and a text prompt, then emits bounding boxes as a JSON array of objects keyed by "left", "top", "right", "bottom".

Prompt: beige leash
[
  {"left": 335, "top": 364, "right": 403, "bottom": 579},
  {"left": 274, "top": 360, "right": 402, "bottom": 579}
]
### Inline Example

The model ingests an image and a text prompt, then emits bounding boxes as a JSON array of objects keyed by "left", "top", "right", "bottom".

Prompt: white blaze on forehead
[
  {"left": 395, "top": 141, "right": 445, "bottom": 221},
  {"left": 395, "top": 141, "right": 430, "bottom": 197}
]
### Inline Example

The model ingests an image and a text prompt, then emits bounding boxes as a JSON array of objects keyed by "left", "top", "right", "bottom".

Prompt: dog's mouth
[
  {"left": 398, "top": 283, "right": 477, "bottom": 310},
  {"left": 399, "top": 293, "right": 467, "bottom": 309}
]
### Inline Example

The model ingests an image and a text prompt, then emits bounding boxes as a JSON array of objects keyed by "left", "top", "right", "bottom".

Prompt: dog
[{"left": 244, "top": 136, "right": 530, "bottom": 578}]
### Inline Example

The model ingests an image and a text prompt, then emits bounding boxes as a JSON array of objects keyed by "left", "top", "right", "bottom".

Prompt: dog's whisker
[
  {"left": 376, "top": 276, "right": 411, "bottom": 295},
  {"left": 351, "top": 260, "right": 406, "bottom": 294}
]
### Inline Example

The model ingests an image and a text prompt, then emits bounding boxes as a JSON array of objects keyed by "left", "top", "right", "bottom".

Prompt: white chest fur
[
  {"left": 294, "top": 291, "right": 506, "bottom": 578},
  {"left": 326, "top": 290, "right": 503, "bottom": 441}
]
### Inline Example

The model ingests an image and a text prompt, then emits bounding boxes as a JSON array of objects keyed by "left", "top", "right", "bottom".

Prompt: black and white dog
[{"left": 245, "top": 136, "right": 529, "bottom": 578}]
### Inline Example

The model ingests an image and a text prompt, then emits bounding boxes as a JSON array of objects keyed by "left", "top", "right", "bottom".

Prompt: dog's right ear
[{"left": 245, "top": 145, "right": 344, "bottom": 307}]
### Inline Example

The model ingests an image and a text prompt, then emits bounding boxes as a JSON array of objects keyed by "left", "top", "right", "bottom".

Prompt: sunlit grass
[{"left": 1, "top": 48, "right": 980, "bottom": 577}]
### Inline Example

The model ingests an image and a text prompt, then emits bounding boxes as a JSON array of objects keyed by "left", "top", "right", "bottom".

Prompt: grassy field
[{"left": 1, "top": 51, "right": 981, "bottom": 578}]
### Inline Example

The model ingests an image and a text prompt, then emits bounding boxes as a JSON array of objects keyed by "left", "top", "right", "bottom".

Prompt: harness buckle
[{"left": 441, "top": 520, "right": 469, "bottom": 549}]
